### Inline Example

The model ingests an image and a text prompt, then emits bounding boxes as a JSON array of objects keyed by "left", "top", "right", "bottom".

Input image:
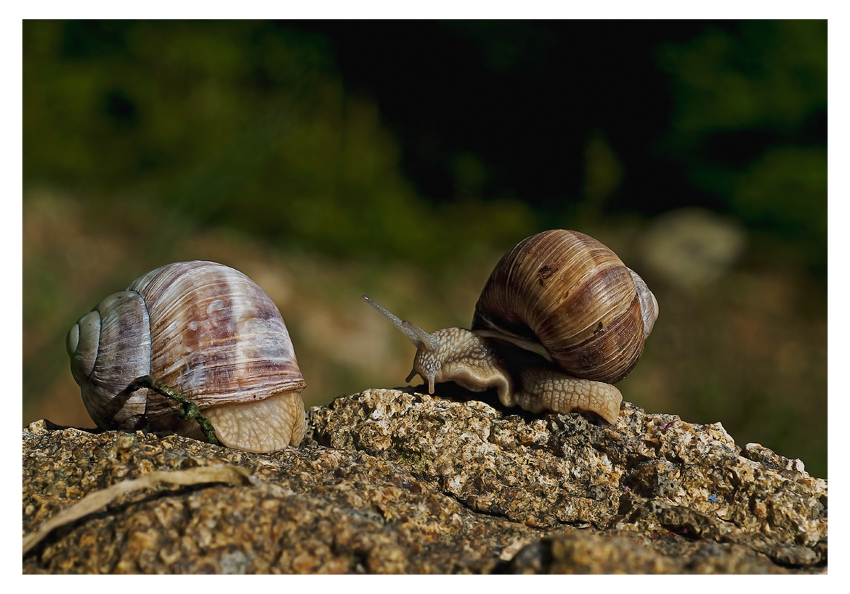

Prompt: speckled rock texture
[{"left": 23, "top": 388, "right": 827, "bottom": 574}]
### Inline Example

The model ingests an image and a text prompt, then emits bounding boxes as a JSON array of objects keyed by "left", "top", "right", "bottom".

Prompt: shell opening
[
  {"left": 472, "top": 328, "right": 554, "bottom": 363},
  {"left": 203, "top": 390, "right": 306, "bottom": 452},
  {"left": 628, "top": 268, "right": 659, "bottom": 336}
]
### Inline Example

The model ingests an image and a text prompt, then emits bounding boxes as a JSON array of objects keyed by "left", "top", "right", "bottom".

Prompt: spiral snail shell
[
  {"left": 66, "top": 261, "right": 306, "bottom": 452},
  {"left": 364, "top": 229, "right": 658, "bottom": 424}
]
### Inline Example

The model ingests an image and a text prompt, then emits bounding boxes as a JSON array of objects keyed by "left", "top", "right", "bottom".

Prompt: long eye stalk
[
  {"left": 363, "top": 295, "right": 439, "bottom": 393},
  {"left": 401, "top": 320, "right": 439, "bottom": 353},
  {"left": 363, "top": 295, "right": 425, "bottom": 348}
]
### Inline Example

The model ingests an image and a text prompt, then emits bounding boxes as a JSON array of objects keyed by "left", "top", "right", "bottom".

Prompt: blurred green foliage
[
  {"left": 24, "top": 20, "right": 826, "bottom": 273},
  {"left": 658, "top": 20, "right": 827, "bottom": 274},
  {"left": 23, "top": 20, "right": 536, "bottom": 270},
  {"left": 23, "top": 20, "right": 827, "bottom": 477}
]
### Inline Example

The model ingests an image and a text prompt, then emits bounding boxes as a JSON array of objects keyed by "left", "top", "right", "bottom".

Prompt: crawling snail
[
  {"left": 364, "top": 229, "right": 658, "bottom": 424},
  {"left": 65, "top": 261, "right": 306, "bottom": 452}
]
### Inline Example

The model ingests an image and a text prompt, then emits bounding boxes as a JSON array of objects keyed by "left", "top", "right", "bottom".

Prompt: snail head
[
  {"left": 363, "top": 296, "right": 510, "bottom": 399},
  {"left": 363, "top": 295, "right": 441, "bottom": 392}
]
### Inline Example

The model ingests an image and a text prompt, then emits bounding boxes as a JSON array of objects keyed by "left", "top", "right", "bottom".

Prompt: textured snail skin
[
  {"left": 365, "top": 229, "right": 655, "bottom": 425},
  {"left": 66, "top": 261, "right": 306, "bottom": 452},
  {"left": 409, "top": 328, "right": 622, "bottom": 424},
  {"left": 410, "top": 328, "right": 511, "bottom": 397},
  {"left": 204, "top": 392, "right": 306, "bottom": 452},
  {"left": 512, "top": 367, "right": 622, "bottom": 425}
]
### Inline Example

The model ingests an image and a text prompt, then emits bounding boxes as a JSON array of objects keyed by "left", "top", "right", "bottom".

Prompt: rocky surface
[{"left": 22, "top": 388, "right": 827, "bottom": 573}]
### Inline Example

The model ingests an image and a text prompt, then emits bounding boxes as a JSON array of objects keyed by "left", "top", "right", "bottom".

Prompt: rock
[{"left": 22, "top": 389, "right": 827, "bottom": 574}]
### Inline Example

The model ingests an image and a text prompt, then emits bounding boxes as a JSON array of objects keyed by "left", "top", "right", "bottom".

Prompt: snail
[
  {"left": 364, "top": 229, "right": 658, "bottom": 424},
  {"left": 65, "top": 261, "right": 306, "bottom": 452}
]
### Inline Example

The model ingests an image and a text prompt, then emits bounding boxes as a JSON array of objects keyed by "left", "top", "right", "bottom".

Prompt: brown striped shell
[
  {"left": 471, "top": 230, "right": 658, "bottom": 384},
  {"left": 66, "top": 261, "right": 306, "bottom": 452}
]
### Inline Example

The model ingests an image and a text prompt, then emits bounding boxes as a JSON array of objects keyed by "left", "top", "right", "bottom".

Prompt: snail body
[
  {"left": 66, "top": 261, "right": 306, "bottom": 452},
  {"left": 365, "top": 229, "right": 658, "bottom": 424}
]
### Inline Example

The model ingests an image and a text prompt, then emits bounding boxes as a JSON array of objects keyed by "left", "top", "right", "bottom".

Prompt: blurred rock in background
[{"left": 638, "top": 208, "right": 747, "bottom": 290}]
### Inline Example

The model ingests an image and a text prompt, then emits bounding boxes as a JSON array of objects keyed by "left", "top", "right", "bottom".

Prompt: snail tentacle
[
  {"left": 362, "top": 295, "right": 422, "bottom": 348},
  {"left": 401, "top": 320, "right": 440, "bottom": 353}
]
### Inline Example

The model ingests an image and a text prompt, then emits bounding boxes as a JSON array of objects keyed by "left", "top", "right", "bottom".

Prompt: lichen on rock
[{"left": 23, "top": 389, "right": 827, "bottom": 574}]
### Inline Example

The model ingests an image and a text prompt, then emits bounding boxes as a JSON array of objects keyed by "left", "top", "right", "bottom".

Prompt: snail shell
[
  {"left": 364, "top": 229, "right": 658, "bottom": 424},
  {"left": 66, "top": 261, "right": 306, "bottom": 452},
  {"left": 472, "top": 229, "right": 658, "bottom": 383}
]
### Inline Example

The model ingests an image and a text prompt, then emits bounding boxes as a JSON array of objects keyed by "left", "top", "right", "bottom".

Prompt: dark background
[{"left": 23, "top": 20, "right": 827, "bottom": 476}]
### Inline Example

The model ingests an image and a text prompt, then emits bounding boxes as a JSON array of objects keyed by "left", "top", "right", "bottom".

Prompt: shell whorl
[
  {"left": 128, "top": 261, "right": 305, "bottom": 421},
  {"left": 68, "top": 291, "right": 152, "bottom": 429},
  {"left": 471, "top": 229, "right": 657, "bottom": 384},
  {"left": 67, "top": 261, "right": 306, "bottom": 450}
]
